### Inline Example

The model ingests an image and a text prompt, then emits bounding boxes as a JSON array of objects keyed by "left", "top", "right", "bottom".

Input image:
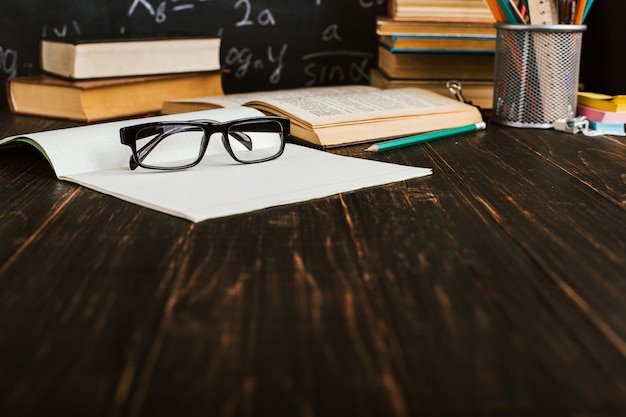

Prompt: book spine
[{"left": 5, "top": 78, "right": 18, "bottom": 112}]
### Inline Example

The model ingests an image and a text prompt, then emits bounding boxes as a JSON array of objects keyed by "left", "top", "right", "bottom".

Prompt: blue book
[{"left": 380, "top": 34, "right": 496, "bottom": 53}]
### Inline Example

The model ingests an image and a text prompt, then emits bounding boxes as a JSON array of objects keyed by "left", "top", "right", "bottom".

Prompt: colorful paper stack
[{"left": 577, "top": 92, "right": 626, "bottom": 135}]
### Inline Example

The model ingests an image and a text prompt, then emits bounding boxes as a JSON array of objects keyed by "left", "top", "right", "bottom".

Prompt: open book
[
  {"left": 162, "top": 85, "right": 483, "bottom": 148},
  {"left": 0, "top": 107, "right": 432, "bottom": 222}
]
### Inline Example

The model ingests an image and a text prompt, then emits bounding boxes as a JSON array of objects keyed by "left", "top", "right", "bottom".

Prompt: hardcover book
[
  {"left": 377, "top": 46, "right": 495, "bottom": 80},
  {"left": 388, "top": 0, "right": 495, "bottom": 23},
  {"left": 369, "top": 68, "right": 493, "bottom": 109},
  {"left": 8, "top": 71, "right": 224, "bottom": 122},
  {"left": 380, "top": 34, "right": 496, "bottom": 52},
  {"left": 40, "top": 35, "right": 221, "bottom": 79},
  {"left": 376, "top": 17, "right": 497, "bottom": 36}
]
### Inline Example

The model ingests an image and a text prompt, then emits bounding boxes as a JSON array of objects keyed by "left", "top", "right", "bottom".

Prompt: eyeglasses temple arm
[
  {"left": 227, "top": 131, "right": 253, "bottom": 150},
  {"left": 136, "top": 125, "right": 189, "bottom": 160}
]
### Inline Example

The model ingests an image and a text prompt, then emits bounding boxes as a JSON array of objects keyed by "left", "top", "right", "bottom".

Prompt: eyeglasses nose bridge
[{"left": 129, "top": 154, "right": 140, "bottom": 170}]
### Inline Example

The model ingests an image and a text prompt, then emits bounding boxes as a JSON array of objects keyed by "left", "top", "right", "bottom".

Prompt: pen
[
  {"left": 365, "top": 122, "right": 487, "bottom": 153},
  {"left": 507, "top": 0, "right": 526, "bottom": 23},
  {"left": 563, "top": 0, "right": 576, "bottom": 24},
  {"left": 518, "top": 0, "right": 529, "bottom": 21}
]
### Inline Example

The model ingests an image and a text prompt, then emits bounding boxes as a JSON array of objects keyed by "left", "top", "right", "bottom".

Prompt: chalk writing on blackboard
[
  {"left": 359, "top": 0, "right": 386, "bottom": 7},
  {"left": 41, "top": 21, "right": 82, "bottom": 38},
  {"left": 126, "top": 0, "right": 278, "bottom": 27},
  {"left": 0, "top": 0, "right": 387, "bottom": 105},
  {"left": 235, "top": 0, "right": 276, "bottom": 27},
  {"left": 301, "top": 15, "right": 372, "bottom": 87},
  {"left": 303, "top": 51, "right": 371, "bottom": 86},
  {"left": 225, "top": 44, "right": 287, "bottom": 84},
  {"left": 323, "top": 25, "right": 342, "bottom": 42},
  {"left": 0, "top": 46, "right": 18, "bottom": 77},
  {"left": 127, "top": 0, "right": 168, "bottom": 24}
]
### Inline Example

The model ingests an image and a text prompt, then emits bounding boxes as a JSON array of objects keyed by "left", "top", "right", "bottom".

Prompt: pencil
[
  {"left": 365, "top": 122, "right": 487, "bottom": 153},
  {"left": 581, "top": 0, "right": 594, "bottom": 23},
  {"left": 573, "top": 0, "right": 587, "bottom": 24},
  {"left": 496, "top": 0, "right": 519, "bottom": 23},
  {"left": 484, "top": 0, "right": 506, "bottom": 23}
]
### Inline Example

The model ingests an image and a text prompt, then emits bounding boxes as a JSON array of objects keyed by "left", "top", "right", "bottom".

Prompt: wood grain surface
[{"left": 1, "top": 112, "right": 625, "bottom": 417}]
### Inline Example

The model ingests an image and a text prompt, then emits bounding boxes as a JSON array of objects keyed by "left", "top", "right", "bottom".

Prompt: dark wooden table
[{"left": 1, "top": 110, "right": 625, "bottom": 417}]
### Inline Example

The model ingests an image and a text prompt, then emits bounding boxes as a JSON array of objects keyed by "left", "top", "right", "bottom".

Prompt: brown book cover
[
  {"left": 369, "top": 68, "right": 493, "bottom": 109},
  {"left": 376, "top": 17, "right": 497, "bottom": 36},
  {"left": 7, "top": 71, "right": 224, "bottom": 122},
  {"left": 379, "top": 35, "right": 495, "bottom": 52},
  {"left": 377, "top": 46, "right": 495, "bottom": 80},
  {"left": 388, "top": 0, "right": 495, "bottom": 23}
]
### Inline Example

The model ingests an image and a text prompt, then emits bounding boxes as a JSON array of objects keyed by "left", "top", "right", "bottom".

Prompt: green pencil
[{"left": 365, "top": 122, "right": 487, "bottom": 153}]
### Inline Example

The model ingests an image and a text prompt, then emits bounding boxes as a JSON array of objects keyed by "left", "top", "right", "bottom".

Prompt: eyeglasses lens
[
  {"left": 136, "top": 125, "right": 205, "bottom": 169},
  {"left": 226, "top": 120, "right": 284, "bottom": 162}
]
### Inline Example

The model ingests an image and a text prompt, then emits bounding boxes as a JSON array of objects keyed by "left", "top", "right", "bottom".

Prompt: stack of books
[
  {"left": 577, "top": 92, "right": 626, "bottom": 135},
  {"left": 7, "top": 35, "right": 223, "bottom": 122},
  {"left": 389, "top": 0, "right": 495, "bottom": 22},
  {"left": 372, "top": 0, "right": 496, "bottom": 108}
]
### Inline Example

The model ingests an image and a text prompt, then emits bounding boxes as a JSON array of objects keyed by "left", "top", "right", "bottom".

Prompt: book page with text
[
  {"left": 245, "top": 86, "right": 475, "bottom": 128},
  {"left": 165, "top": 85, "right": 474, "bottom": 128}
]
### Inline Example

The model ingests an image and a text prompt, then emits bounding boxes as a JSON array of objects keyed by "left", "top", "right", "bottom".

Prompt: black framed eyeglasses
[{"left": 119, "top": 116, "right": 289, "bottom": 170}]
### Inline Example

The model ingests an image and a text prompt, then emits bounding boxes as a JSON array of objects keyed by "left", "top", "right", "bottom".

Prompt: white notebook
[{"left": 1, "top": 107, "right": 432, "bottom": 222}]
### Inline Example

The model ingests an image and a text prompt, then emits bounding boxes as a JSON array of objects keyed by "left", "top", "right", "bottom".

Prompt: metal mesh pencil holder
[{"left": 491, "top": 24, "right": 586, "bottom": 128}]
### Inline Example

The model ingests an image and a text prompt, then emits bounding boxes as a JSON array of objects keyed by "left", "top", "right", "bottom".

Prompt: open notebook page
[
  {"left": 0, "top": 106, "right": 261, "bottom": 176},
  {"left": 1, "top": 107, "right": 432, "bottom": 222}
]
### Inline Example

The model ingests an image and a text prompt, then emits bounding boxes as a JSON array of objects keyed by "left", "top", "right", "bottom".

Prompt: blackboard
[
  {"left": 579, "top": 2, "right": 626, "bottom": 95},
  {"left": 0, "top": 0, "right": 388, "bottom": 108}
]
